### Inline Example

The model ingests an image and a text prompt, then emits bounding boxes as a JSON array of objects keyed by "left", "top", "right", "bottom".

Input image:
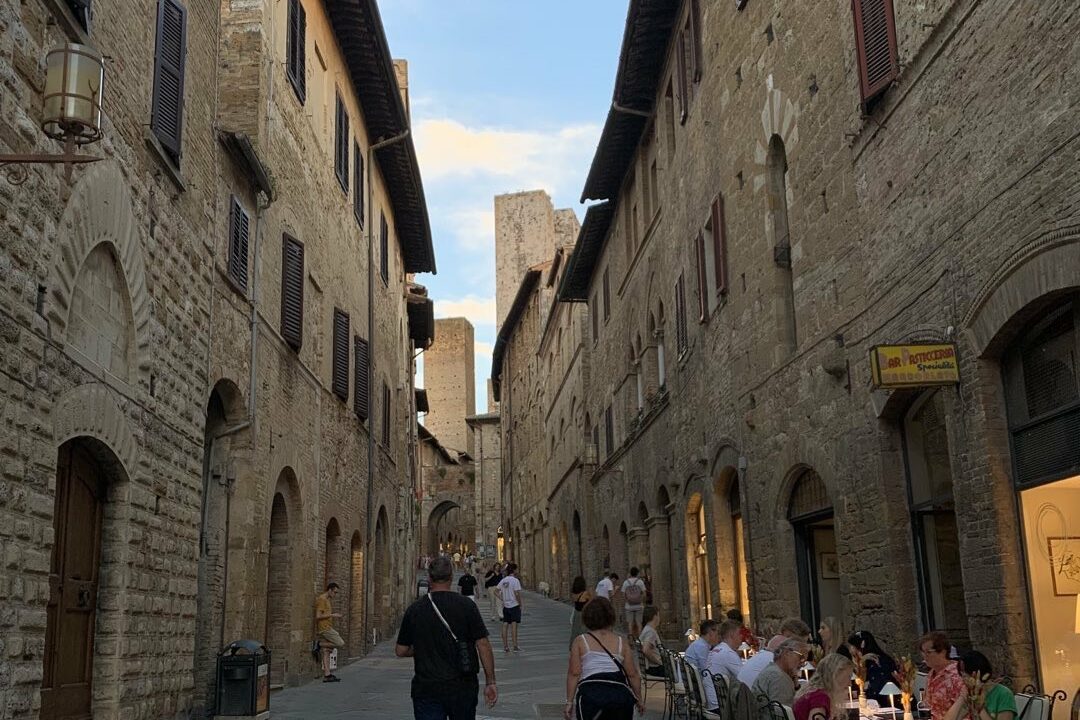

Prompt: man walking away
[
  {"left": 497, "top": 563, "right": 523, "bottom": 652},
  {"left": 484, "top": 563, "right": 503, "bottom": 621},
  {"left": 458, "top": 567, "right": 478, "bottom": 602},
  {"left": 396, "top": 556, "right": 498, "bottom": 719},
  {"left": 314, "top": 582, "right": 345, "bottom": 682},
  {"left": 594, "top": 572, "right": 614, "bottom": 599},
  {"left": 621, "top": 568, "right": 646, "bottom": 639}
]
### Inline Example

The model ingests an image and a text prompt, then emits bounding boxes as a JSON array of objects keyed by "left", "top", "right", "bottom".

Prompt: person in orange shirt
[{"left": 314, "top": 582, "right": 345, "bottom": 682}]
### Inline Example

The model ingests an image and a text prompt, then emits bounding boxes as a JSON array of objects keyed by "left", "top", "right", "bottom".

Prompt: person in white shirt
[
  {"left": 738, "top": 617, "right": 812, "bottom": 688},
  {"left": 686, "top": 620, "right": 721, "bottom": 709},
  {"left": 620, "top": 568, "right": 647, "bottom": 639},
  {"left": 705, "top": 620, "right": 745, "bottom": 707},
  {"left": 594, "top": 573, "right": 615, "bottom": 599},
  {"left": 497, "top": 563, "right": 523, "bottom": 652}
]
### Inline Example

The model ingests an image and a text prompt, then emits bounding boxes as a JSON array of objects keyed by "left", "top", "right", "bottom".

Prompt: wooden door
[{"left": 42, "top": 443, "right": 104, "bottom": 720}]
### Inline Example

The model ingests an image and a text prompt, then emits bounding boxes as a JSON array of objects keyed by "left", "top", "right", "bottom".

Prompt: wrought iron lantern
[{"left": 0, "top": 43, "right": 105, "bottom": 184}]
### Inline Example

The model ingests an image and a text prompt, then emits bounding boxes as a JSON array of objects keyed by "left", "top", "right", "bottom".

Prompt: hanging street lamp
[{"left": 0, "top": 42, "right": 105, "bottom": 184}]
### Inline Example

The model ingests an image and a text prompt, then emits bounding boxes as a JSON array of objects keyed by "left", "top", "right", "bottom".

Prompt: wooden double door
[{"left": 41, "top": 442, "right": 104, "bottom": 720}]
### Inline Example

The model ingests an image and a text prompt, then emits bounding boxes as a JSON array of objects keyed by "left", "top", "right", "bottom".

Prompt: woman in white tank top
[{"left": 563, "top": 597, "right": 643, "bottom": 720}]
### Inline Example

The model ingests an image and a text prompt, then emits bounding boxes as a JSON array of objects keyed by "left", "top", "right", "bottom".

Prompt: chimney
[{"left": 393, "top": 59, "right": 410, "bottom": 124}]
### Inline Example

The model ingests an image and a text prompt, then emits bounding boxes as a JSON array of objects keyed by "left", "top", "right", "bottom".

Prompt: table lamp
[
  {"left": 880, "top": 682, "right": 902, "bottom": 713},
  {"left": 738, "top": 641, "right": 751, "bottom": 659},
  {"left": 800, "top": 661, "right": 814, "bottom": 682}
]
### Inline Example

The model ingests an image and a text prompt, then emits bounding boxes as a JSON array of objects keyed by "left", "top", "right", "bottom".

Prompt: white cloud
[
  {"left": 414, "top": 118, "right": 601, "bottom": 197},
  {"left": 434, "top": 296, "right": 497, "bottom": 327},
  {"left": 447, "top": 207, "right": 496, "bottom": 252},
  {"left": 474, "top": 341, "right": 495, "bottom": 358}
]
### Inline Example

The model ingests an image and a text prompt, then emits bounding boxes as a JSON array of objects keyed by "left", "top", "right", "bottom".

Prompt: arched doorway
[
  {"left": 686, "top": 491, "right": 713, "bottom": 623},
  {"left": 324, "top": 518, "right": 344, "bottom": 648},
  {"left": 42, "top": 439, "right": 121, "bottom": 719},
  {"left": 266, "top": 486, "right": 292, "bottom": 687},
  {"left": 710, "top": 466, "right": 750, "bottom": 621},
  {"left": 1002, "top": 294, "right": 1080, "bottom": 698},
  {"left": 601, "top": 525, "right": 611, "bottom": 571},
  {"left": 787, "top": 468, "right": 839, "bottom": 631},
  {"left": 349, "top": 531, "right": 364, "bottom": 657},
  {"left": 902, "top": 391, "right": 967, "bottom": 644},
  {"left": 372, "top": 507, "right": 390, "bottom": 639},
  {"left": 572, "top": 512, "right": 583, "bottom": 576},
  {"left": 618, "top": 522, "right": 629, "bottom": 577}
]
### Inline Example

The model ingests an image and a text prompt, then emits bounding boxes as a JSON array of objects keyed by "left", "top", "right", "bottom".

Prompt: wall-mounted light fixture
[{"left": 0, "top": 43, "right": 105, "bottom": 185}]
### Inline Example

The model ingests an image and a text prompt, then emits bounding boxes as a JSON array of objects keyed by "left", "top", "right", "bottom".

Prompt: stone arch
[
  {"left": 48, "top": 163, "right": 152, "bottom": 384},
  {"left": 45, "top": 435, "right": 132, "bottom": 719},
  {"left": 348, "top": 531, "right": 364, "bottom": 656},
  {"left": 427, "top": 499, "right": 462, "bottom": 555},
  {"left": 192, "top": 378, "right": 250, "bottom": 714},
  {"left": 373, "top": 506, "right": 391, "bottom": 637},
  {"left": 963, "top": 232, "right": 1080, "bottom": 357},
  {"left": 265, "top": 467, "right": 301, "bottom": 686},
  {"left": 571, "top": 510, "right": 584, "bottom": 577},
  {"left": 53, "top": 383, "right": 139, "bottom": 474},
  {"left": 656, "top": 484, "right": 672, "bottom": 515}
]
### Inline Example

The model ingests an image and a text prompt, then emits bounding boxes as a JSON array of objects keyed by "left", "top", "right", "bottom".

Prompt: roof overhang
[
  {"left": 490, "top": 268, "right": 543, "bottom": 402},
  {"left": 558, "top": 202, "right": 615, "bottom": 301},
  {"left": 580, "top": 0, "right": 681, "bottom": 203},
  {"left": 219, "top": 131, "right": 274, "bottom": 200},
  {"left": 322, "top": 0, "right": 436, "bottom": 274},
  {"left": 407, "top": 295, "right": 435, "bottom": 349}
]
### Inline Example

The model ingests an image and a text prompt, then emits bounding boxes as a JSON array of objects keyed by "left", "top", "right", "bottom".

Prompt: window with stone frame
[
  {"left": 674, "top": 273, "right": 689, "bottom": 355},
  {"left": 381, "top": 382, "right": 391, "bottom": 447},
  {"left": 227, "top": 196, "right": 250, "bottom": 292},
  {"left": 331, "top": 308, "right": 349, "bottom": 401},
  {"left": 285, "top": 0, "right": 306, "bottom": 103},
  {"left": 334, "top": 93, "right": 349, "bottom": 194},
  {"left": 150, "top": 0, "right": 187, "bottom": 165}
]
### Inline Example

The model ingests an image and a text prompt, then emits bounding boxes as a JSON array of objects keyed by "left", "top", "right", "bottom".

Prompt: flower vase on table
[{"left": 893, "top": 656, "right": 918, "bottom": 720}]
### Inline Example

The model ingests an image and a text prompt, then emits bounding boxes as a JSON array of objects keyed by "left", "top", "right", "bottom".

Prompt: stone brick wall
[
  {"left": 494, "top": 191, "right": 560, "bottom": 328},
  {"left": 423, "top": 317, "right": 475, "bottom": 455},
  {"left": 495, "top": 0, "right": 1079, "bottom": 682}
]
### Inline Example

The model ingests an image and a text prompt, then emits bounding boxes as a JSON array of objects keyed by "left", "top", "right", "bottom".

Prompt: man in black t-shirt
[
  {"left": 396, "top": 556, "right": 497, "bottom": 719},
  {"left": 458, "top": 568, "right": 478, "bottom": 599}
]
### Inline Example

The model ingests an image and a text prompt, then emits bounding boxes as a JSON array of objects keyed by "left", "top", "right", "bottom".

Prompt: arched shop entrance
[{"left": 787, "top": 468, "right": 839, "bottom": 632}]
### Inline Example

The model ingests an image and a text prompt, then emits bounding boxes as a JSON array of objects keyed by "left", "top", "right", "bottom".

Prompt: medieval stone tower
[
  {"left": 424, "top": 317, "right": 476, "bottom": 454},
  {"left": 494, "top": 190, "right": 580, "bottom": 329}
]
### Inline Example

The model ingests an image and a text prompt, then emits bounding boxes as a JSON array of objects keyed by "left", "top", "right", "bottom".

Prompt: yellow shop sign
[{"left": 869, "top": 344, "right": 960, "bottom": 389}]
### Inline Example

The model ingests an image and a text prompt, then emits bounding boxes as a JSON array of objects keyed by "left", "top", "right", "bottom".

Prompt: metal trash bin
[
  {"left": 216, "top": 640, "right": 270, "bottom": 716},
  {"left": 417, "top": 578, "right": 430, "bottom": 597}
]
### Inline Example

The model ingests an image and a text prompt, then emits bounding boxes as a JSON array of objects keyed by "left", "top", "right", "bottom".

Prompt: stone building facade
[
  {"left": 423, "top": 317, "right": 475, "bottom": 455},
  {"left": 493, "top": 0, "right": 1080, "bottom": 709},
  {"left": 466, "top": 411, "right": 502, "bottom": 559},
  {"left": 0, "top": 0, "right": 433, "bottom": 716}
]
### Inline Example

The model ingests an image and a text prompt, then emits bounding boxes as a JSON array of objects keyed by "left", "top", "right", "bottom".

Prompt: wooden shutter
[
  {"left": 379, "top": 213, "right": 389, "bottom": 283},
  {"left": 335, "top": 95, "right": 348, "bottom": 192},
  {"left": 711, "top": 194, "right": 728, "bottom": 296},
  {"left": 604, "top": 405, "right": 614, "bottom": 456},
  {"left": 675, "top": 274, "right": 688, "bottom": 353},
  {"left": 602, "top": 269, "right": 611, "bottom": 321},
  {"left": 332, "top": 309, "right": 349, "bottom": 401},
  {"left": 689, "top": 0, "right": 703, "bottom": 82},
  {"left": 151, "top": 0, "right": 187, "bottom": 160},
  {"left": 354, "top": 336, "right": 369, "bottom": 421},
  {"left": 852, "top": 0, "right": 899, "bottom": 105},
  {"left": 286, "top": 0, "right": 306, "bottom": 101},
  {"left": 227, "top": 196, "right": 249, "bottom": 292},
  {"left": 280, "top": 234, "right": 304, "bottom": 351},
  {"left": 381, "top": 383, "right": 391, "bottom": 445},
  {"left": 676, "top": 32, "right": 689, "bottom": 123},
  {"left": 695, "top": 231, "right": 708, "bottom": 322},
  {"left": 353, "top": 142, "right": 364, "bottom": 227},
  {"left": 591, "top": 294, "right": 599, "bottom": 341}
]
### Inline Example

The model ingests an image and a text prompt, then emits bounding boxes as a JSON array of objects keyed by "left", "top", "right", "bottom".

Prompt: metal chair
[
  {"left": 1017, "top": 686, "right": 1068, "bottom": 720},
  {"left": 636, "top": 638, "right": 666, "bottom": 703},
  {"left": 708, "top": 668, "right": 732, "bottom": 720},
  {"left": 681, "top": 658, "right": 723, "bottom": 720},
  {"left": 661, "top": 648, "right": 689, "bottom": 720}
]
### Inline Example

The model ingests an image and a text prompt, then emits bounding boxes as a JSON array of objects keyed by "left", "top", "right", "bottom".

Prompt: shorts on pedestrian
[
  {"left": 501, "top": 605, "right": 521, "bottom": 624},
  {"left": 624, "top": 607, "right": 643, "bottom": 629},
  {"left": 318, "top": 628, "right": 345, "bottom": 648}
]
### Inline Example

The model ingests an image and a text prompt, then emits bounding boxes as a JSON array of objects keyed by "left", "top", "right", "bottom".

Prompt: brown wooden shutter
[
  {"left": 286, "top": 0, "right": 306, "bottom": 101},
  {"left": 354, "top": 336, "right": 369, "bottom": 421},
  {"left": 852, "top": 0, "right": 899, "bottom": 105},
  {"left": 151, "top": 0, "right": 186, "bottom": 160},
  {"left": 690, "top": 0, "right": 703, "bottom": 82},
  {"left": 332, "top": 309, "right": 349, "bottom": 401},
  {"left": 676, "top": 32, "right": 689, "bottom": 123},
  {"left": 604, "top": 405, "right": 614, "bottom": 456},
  {"left": 353, "top": 142, "right": 364, "bottom": 227},
  {"left": 335, "top": 95, "right": 349, "bottom": 193},
  {"left": 675, "top": 274, "right": 688, "bottom": 353},
  {"left": 227, "top": 196, "right": 249, "bottom": 292},
  {"left": 602, "top": 269, "right": 611, "bottom": 321},
  {"left": 379, "top": 213, "right": 389, "bottom": 283},
  {"left": 712, "top": 194, "right": 729, "bottom": 296},
  {"left": 381, "top": 383, "right": 391, "bottom": 445},
  {"left": 280, "top": 234, "right": 304, "bottom": 351},
  {"left": 695, "top": 231, "right": 708, "bottom": 322}
]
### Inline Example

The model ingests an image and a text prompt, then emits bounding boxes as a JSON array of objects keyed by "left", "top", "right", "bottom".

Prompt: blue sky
[{"left": 379, "top": 1, "right": 626, "bottom": 413}]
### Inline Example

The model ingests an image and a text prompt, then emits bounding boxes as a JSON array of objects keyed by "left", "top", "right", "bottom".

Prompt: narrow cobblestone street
[{"left": 271, "top": 588, "right": 666, "bottom": 719}]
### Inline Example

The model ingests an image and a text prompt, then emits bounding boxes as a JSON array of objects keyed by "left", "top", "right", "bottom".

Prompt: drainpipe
[{"left": 364, "top": 129, "right": 411, "bottom": 642}]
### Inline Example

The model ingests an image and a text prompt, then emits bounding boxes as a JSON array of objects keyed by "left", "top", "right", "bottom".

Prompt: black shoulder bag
[{"left": 427, "top": 594, "right": 474, "bottom": 675}]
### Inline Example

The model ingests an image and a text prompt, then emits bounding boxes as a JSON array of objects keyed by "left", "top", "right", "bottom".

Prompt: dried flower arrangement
[
  {"left": 963, "top": 671, "right": 991, "bottom": 720},
  {"left": 892, "top": 656, "right": 918, "bottom": 714}
]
